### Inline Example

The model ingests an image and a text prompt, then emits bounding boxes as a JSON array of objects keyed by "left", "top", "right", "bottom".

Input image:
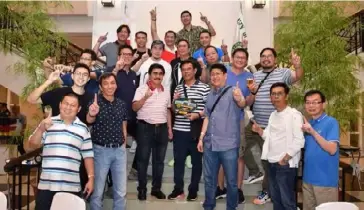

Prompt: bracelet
[
  {"left": 251, "top": 92, "right": 257, "bottom": 96},
  {"left": 152, "top": 19, "right": 156, "bottom": 21},
  {"left": 200, "top": 132, "right": 205, "bottom": 136},
  {"left": 88, "top": 174, "right": 95, "bottom": 178}
]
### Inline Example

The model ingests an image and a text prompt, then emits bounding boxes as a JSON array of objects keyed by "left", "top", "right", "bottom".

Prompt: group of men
[{"left": 25, "top": 8, "right": 341, "bottom": 210}]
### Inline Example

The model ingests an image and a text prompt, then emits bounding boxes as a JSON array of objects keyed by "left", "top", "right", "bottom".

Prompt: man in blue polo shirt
[
  {"left": 301, "top": 90, "right": 340, "bottom": 210},
  {"left": 192, "top": 30, "right": 229, "bottom": 65},
  {"left": 215, "top": 48, "right": 253, "bottom": 204}
]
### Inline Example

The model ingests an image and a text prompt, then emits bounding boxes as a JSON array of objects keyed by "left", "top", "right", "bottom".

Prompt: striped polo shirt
[
  {"left": 133, "top": 84, "right": 171, "bottom": 124},
  {"left": 252, "top": 68, "right": 292, "bottom": 127},
  {"left": 37, "top": 115, "right": 93, "bottom": 192},
  {"left": 173, "top": 80, "right": 210, "bottom": 132}
]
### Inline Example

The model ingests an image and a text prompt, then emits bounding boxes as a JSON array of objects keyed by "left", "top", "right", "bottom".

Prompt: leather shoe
[
  {"left": 138, "top": 189, "right": 147, "bottom": 201},
  {"left": 151, "top": 190, "right": 166, "bottom": 199}
]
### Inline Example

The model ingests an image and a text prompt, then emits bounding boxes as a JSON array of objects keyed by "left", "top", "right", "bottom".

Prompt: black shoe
[
  {"left": 215, "top": 187, "right": 227, "bottom": 199},
  {"left": 167, "top": 190, "right": 184, "bottom": 200},
  {"left": 151, "top": 190, "right": 166, "bottom": 199},
  {"left": 187, "top": 191, "right": 198, "bottom": 201},
  {"left": 238, "top": 189, "right": 245, "bottom": 204},
  {"left": 138, "top": 189, "right": 147, "bottom": 201}
]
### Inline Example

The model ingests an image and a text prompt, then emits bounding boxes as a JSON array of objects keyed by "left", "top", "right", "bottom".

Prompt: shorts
[{"left": 239, "top": 119, "right": 246, "bottom": 157}]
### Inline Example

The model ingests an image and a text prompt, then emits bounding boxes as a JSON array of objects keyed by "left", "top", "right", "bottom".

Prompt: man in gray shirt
[{"left": 93, "top": 24, "right": 131, "bottom": 67}]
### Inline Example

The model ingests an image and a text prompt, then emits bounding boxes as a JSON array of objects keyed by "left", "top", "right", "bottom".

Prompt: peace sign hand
[{"left": 88, "top": 94, "right": 100, "bottom": 117}]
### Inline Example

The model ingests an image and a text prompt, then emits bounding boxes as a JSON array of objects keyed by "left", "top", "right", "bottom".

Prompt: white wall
[
  {"left": 91, "top": 0, "right": 274, "bottom": 64},
  {"left": 0, "top": 52, "right": 29, "bottom": 95}
]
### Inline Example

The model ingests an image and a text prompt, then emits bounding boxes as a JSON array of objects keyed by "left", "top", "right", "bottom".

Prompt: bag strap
[
  {"left": 255, "top": 69, "right": 274, "bottom": 94},
  {"left": 210, "top": 86, "right": 232, "bottom": 114},
  {"left": 182, "top": 83, "right": 188, "bottom": 99}
]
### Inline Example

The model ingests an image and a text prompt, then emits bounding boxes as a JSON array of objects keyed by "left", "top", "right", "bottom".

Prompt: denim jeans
[
  {"left": 203, "top": 145, "right": 238, "bottom": 210},
  {"left": 268, "top": 162, "right": 297, "bottom": 210},
  {"left": 90, "top": 144, "right": 127, "bottom": 210},
  {"left": 173, "top": 130, "right": 202, "bottom": 193},
  {"left": 136, "top": 121, "right": 169, "bottom": 191}
]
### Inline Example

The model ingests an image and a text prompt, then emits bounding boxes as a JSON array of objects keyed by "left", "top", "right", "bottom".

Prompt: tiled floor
[{"left": 2, "top": 140, "right": 364, "bottom": 210}]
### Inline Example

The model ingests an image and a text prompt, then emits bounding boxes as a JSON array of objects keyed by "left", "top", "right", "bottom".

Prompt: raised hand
[
  {"left": 290, "top": 48, "right": 301, "bottom": 68},
  {"left": 132, "top": 51, "right": 139, "bottom": 61},
  {"left": 141, "top": 52, "right": 149, "bottom": 62},
  {"left": 115, "top": 56, "right": 125, "bottom": 70},
  {"left": 197, "top": 56, "right": 204, "bottom": 66},
  {"left": 40, "top": 109, "right": 53, "bottom": 131},
  {"left": 241, "top": 39, "right": 248, "bottom": 49},
  {"left": 88, "top": 94, "right": 100, "bottom": 117},
  {"left": 221, "top": 39, "right": 228, "bottom": 54},
  {"left": 200, "top": 12, "right": 208, "bottom": 23},
  {"left": 150, "top": 7, "right": 157, "bottom": 20},
  {"left": 43, "top": 57, "right": 54, "bottom": 68},
  {"left": 233, "top": 82, "right": 244, "bottom": 102},
  {"left": 97, "top": 32, "right": 108, "bottom": 43},
  {"left": 47, "top": 70, "right": 61, "bottom": 83},
  {"left": 301, "top": 117, "right": 314, "bottom": 134},
  {"left": 145, "top": 88, "right": 153, "bottom": 99}
]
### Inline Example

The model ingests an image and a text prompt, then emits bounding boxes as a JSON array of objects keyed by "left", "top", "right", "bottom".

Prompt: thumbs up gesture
[
  {"left": 233, "top": 82, "right": 244, "bottom": 102},
  {"left": 301, "top": 117, "right": 314, "bottom": 134},
  {"left": 40, "top": 109, "right": 53, "bottom": 131},
  {"left": 88, "top": 94, "right": 100, "bottom": 117},
  {"left": 290, "top": 48, "right": 301, "bottom": 69}
]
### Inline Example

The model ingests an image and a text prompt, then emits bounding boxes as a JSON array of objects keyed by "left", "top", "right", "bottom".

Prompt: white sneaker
[{"left": 129, "top": 141, "right": 137, "bottom": 153}]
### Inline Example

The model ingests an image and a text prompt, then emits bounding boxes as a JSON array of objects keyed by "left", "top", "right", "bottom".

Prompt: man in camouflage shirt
[{"left": 177, "top": 10, "right": 216, "bottom": 54}]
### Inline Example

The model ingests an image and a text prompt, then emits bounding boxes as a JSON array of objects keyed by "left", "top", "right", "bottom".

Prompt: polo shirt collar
[
  {"left": 183, "top": 80, "right": 199, "bottom": 87},
  {"left": 147, "top": 80, "right": 164, "bottom": 92},
  {"left": 310, "top": 113, "right": 327, "bottom": 124},
  {"left": 55, "top": 115, "right": 80, "bottom": 125},
  {"left": 100, "top": 94, "right": 116, "bottom": 104},
  {"left": 182, "top": 25, "right": 198, "bottom": 32}
]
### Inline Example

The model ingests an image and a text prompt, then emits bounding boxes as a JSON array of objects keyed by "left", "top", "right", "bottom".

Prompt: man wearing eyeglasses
[
  {"left": 246, "top": 48, "right": 304, "bottom": 205},
  {"left": 301, "top": 90, "right": 340, "bottom": 210}
]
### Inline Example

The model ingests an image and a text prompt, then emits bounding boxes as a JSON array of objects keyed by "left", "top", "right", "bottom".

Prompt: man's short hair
[
  {"left": 151, "top": 40, "right": 165, "bottom": 50},
  {"left": 135, "top": 31, "right": 148, "bottom": 38},
  {"left": 180, "top": 10, "right": 192, "bottom": 18},
  {"left": 204, "top": 45, "right": 218, "bottom": 56},
  {"left": 118, "top": 45, "right": 133, "bottom": 55},
  {"left": 81, "top": 49, "right": 97, "bottom": 61},
  {"left": 180, "top": 59, "right": 198, "bottom": 70},
  {"left": 304, "top": 90, "right": 326, "bottom": 103},
  {"left": 73, "top": 63, "right": 91, "bottom": 75},
  {"left": 148, "top": 63, "right": 165, "bottom": 75},
  {"left": 99, "top": 72, "right": 117, "bottom": 85},
  {"left": 165, "top": 30, "right": 176, "bottom": 39},
  {"left": 61, "top": 92, "right": 81, "bottom": 107},
  {"left": 232, "top": 48, "right": 249, "bottom": 60},
  {"left": 260, "top": 47, "right": 277, "bottom": 58},
  {"left": 116, "top": 24, "right": 131, "bottom": 35},
  {"left": 199, "top": 30, "right": 211, "bottom": 38},
  {"left": 177, "top": 39, "right": 190, "bottom": 48},
  {"left": 210, "top": 63, "right": 227, "bottom": 74},
  {"left": 270, "top": 82, "right": 290, "bottom": 95}
]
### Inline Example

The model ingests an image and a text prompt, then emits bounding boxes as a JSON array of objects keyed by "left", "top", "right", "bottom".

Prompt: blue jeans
[
  {"left": 203, "top": 146, "right": 238, "bottom": 210},
  {"left": 90, "top": 145, "right": 127, "bottom": 210},
  {"left": 173, "top": 130, "right": 202, "bottom": 193},
  {"left": 268, "top": 162, "right": 297, "bottom": 210}
]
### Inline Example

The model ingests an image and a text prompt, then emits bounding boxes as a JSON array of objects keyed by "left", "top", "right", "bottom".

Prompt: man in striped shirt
[
  {"left": 167, "top": 59, "right": 210, "bottom": 201},
  {"left": 246, "top": 48, "right": 303, "bottom": 205},
  {"left": 28, "top": 93, "right": 94, "bottom": 210}
]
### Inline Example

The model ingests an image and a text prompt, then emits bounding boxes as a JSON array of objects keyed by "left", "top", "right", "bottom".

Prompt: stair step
[{"left": 123, "top": 180, "right": 262, "bottom": 196}]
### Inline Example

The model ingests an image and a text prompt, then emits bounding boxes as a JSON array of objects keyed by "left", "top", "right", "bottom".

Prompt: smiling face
[
  {"left": 149, "top": 68, "right": 164, "bottom": 86},
  {"left": 177, "top": 40, "right": 189, "bottom": 57},
  {"left": 181, "top": 12, "right": 191, "bottom": 26},
  {"left": 165, "top": 32, "right": 176, "bottom": 47},
  {"left": 59, "top": 95, "right": 80, "bottom": 120},
  {"left": 71, "top": 67, "right": 90, "bottom": 87},
  {"left": 260, "top": 49, "right": 276, "bottom": 69},
  {"left": 232, "top": 51, "right": 248, "bottom": 69},
  {"left": 199, "top": 32, "right": 211, "bottom": 48},
  {"left": 135, "top": 32, "right": 147, "bottom": 48},
  {"left": 79, "top": 52, "right": 94, "bottom": 68},
  {"left": 304, "top": 93, "right": 324, "bottom": 117},
  {"left": 210, "top": 68, "right": 227, "bottom": 88},
  {"left": 100, "top": 75, "right": 117, "bottom": 97},
  {"left": 119, "top": 47, "right": 133, "bottom": 66},
  {"left": 181, "top": 63, "right": 196, "bottom": 82},
  {"left": 151, "top": 45, "right": 163, "bottom": 59},
  {"left": 117, "top": 26, "right": 130, "bottom": 42},
  {"left": 205, "top": 47, "right": 219, "bottom": 64}
]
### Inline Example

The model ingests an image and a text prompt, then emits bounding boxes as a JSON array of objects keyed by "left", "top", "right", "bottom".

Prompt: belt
[
  {"left": 93, "top": 142, "right": 123, "bottom": 148},
  {"left": 138, "top": 120, "right": 167, "bottom": 127}
]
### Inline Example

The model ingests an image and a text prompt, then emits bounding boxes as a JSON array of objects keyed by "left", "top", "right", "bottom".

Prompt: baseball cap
[{"left": 151, "top": 40, "right": 165, "bottom": 49}]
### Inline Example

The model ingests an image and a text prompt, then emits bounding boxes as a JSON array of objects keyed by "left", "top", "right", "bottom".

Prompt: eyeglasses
[
  {"left": 151, "top": 72, "right": 164, "bottom": 76},
  {"left": 121, "top": 53, "right": 133, "bottom": 57},
  {"left": 305, "top": 101, "right": 323, "bottom": 105},
  {"left": 80, "top": 57, "right": 92, "bottom": 61},
  {"left": 260, "top": 54, "right": 274, "bottom": 59},
  {"left": 270, "top": 92, "right": 285, "bottom": 97}
]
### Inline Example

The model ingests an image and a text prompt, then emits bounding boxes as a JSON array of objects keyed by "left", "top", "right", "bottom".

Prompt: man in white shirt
[
  {"left": 252, "top": 82, "right": 304, "bottom": 210},
  {"left": 132, "top": 40, "right": 172, "bottom": 90}
]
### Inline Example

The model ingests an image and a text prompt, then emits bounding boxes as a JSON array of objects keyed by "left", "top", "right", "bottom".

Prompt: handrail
[
  {"left": 3, "top": 147, "right": 42, "bottom": 173},
  {"left": 338, "top": 9, "right": 364, "bottom": 54}
]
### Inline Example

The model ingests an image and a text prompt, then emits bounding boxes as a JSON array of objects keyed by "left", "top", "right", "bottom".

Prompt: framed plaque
[{"left": 173, "top": 98, "right": 198, "bottom": 115}]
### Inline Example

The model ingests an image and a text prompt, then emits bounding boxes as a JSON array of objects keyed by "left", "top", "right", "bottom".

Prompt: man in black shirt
[
  {"left": 27, "top": 62, "right": 93, "bottom": 189},
  {"left": 131, "top": 31, "right": 152, "bottom": 88}
]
